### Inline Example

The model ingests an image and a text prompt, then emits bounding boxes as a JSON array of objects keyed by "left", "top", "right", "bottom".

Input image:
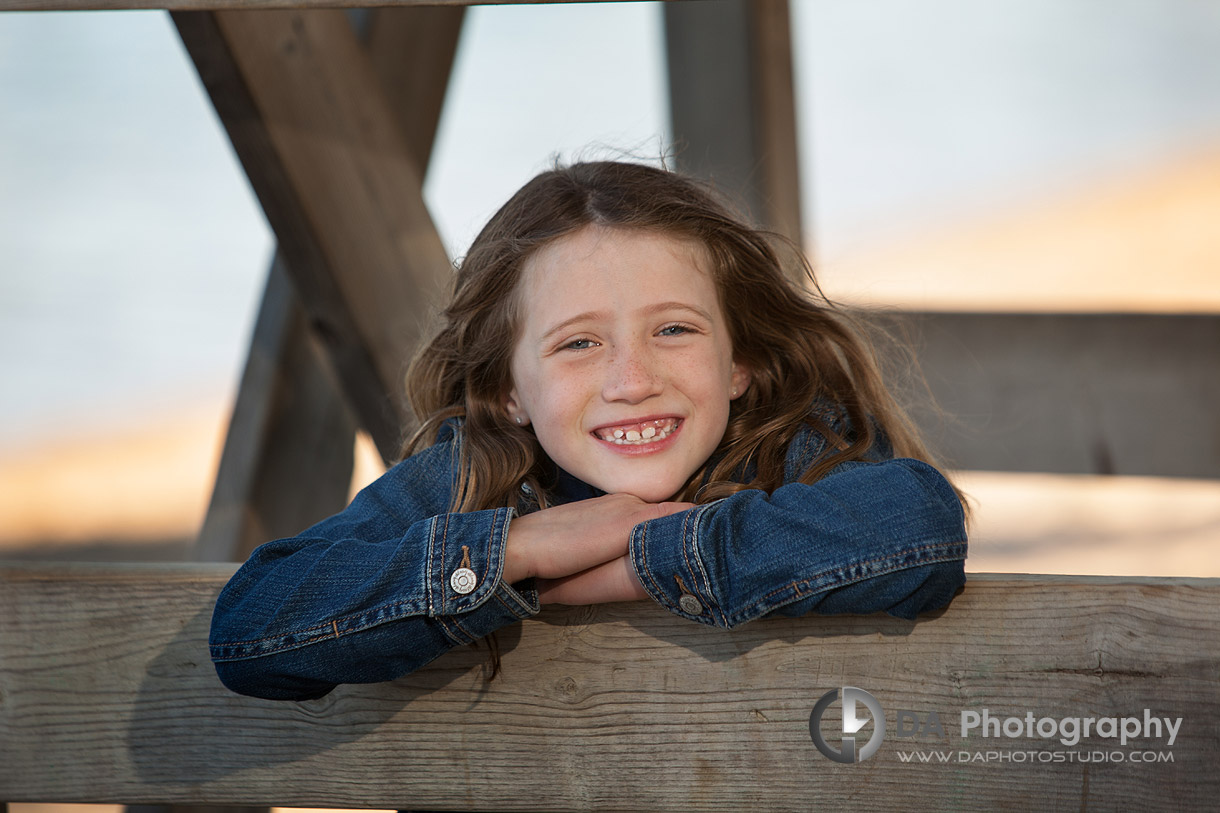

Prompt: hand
[
  {"left": 503, "top": 494, "right": 692, "bottom": 585},
  {"left": 537, "top": 555, "right": 651, "bottom": 605}
]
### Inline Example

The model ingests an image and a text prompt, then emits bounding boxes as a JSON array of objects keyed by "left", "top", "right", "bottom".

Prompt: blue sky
[{"left": 3, "top": 1, "right": 1220, "bottom": 450}]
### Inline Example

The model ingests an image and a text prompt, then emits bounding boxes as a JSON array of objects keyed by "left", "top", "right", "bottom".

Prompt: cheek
[
  {"left": 525, "top": 366, "right": 588, "bottom": 424},
  {"left": 692, "top": 343, "right": 736, "bottom": 394}
]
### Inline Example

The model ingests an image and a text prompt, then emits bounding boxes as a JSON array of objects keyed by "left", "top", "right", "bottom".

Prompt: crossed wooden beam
[
  {"left": 173, "top": 3, "right": 803, "bottom": 562},
  {"left": 178, "top": 8, "right": 464, "bottom": 561}
]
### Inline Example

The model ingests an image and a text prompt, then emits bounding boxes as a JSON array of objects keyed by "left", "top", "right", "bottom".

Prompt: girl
[{"left": 210, "top": 160, "right": 968, "bottom": 701}]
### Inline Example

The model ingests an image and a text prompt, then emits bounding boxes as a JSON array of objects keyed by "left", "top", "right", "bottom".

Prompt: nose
[{"left": 601, "top": 342, "right": 664, "bottom": 404}]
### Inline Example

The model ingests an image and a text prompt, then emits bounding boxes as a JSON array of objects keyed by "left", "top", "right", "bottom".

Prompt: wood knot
[{"left": 554, "top": 676, "right": 579, "bottom": 702}]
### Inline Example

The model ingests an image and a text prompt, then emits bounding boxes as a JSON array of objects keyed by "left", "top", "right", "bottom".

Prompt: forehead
[{"left": 515, "top": 226, "right": 721, "bottom": 329}]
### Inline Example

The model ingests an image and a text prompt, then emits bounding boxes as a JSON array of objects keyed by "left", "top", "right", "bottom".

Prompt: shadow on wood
[{"left": 2, "top": 564, "right": 1217, "bottom": 810}]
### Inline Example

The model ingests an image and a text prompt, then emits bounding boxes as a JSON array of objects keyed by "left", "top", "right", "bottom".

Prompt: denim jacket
[{"left": 210, "top": 409, "right": 968, "bottom": 700}]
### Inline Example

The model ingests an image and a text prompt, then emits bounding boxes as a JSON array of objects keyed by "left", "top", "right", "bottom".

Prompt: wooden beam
[
  {"left": 173, "top": 10, "right": 452, "bottom": 462},
  {"left": 665, "top": 0, "right": 804, "bottom": 248},
  {"left": 359, "top": 5, "right": 466, "bottom": 174},
  {"left": 2, "top": 563, "right": 1217, "bottom": 809},
  {"left": 193, "top": 8, "right": 464, "bottom": 563},
  {"left": 194, "top": 257, "right": 356, "bottom": 563},
  {"left": 878, "top": 312, "right": 1220, "bottom": 478}
]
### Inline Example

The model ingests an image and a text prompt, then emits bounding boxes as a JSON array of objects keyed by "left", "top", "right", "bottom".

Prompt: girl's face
[{"left": 506, "top": 225, "right": 750, "bottom": 503}]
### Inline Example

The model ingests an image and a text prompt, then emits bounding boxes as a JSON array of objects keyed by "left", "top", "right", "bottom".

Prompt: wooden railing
[{"left": 2, "top": 563, "right": 1217, "bottom": 810}]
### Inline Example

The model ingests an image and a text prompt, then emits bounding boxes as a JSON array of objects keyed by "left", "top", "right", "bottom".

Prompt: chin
[{"left": 609, "top": 480, "right": 684, "bottom": 504}]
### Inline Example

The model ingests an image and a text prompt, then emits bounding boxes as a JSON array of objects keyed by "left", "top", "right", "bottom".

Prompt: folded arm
[{"left": 628, "top": 457, "right": 968, "bottom": 627}]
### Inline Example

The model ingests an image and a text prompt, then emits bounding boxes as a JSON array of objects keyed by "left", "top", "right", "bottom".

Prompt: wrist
[{"left": 502, "top": 526, "right": 533, "bottom": 585}]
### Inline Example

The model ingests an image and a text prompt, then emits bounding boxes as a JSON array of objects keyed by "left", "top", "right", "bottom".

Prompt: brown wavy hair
[{"left": 404, "top": 159, "right": 960, "bottom": 513}]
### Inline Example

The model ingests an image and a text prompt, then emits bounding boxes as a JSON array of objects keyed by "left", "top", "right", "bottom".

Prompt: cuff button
[
  {"left": 679, "top": 594, "right": 703, "bottom": 615},
  {"left": 450, "top": 567, "right": 478, "bottom": 595}
]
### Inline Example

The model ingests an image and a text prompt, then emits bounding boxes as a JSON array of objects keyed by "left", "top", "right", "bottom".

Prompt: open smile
[{"left": 591, "top": 417, "right": 682, "bottom": 448}]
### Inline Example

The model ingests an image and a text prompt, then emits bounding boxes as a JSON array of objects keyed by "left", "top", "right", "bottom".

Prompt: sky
[{"left": 3, "top": 0, "right": 1220, "bottom": 451}]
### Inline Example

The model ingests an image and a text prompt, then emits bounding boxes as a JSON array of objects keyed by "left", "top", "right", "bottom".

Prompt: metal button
[
  {"left": 679, "top": 594, "right": 703, "bottom": 615},
  {"left": 450, "top": 567, "right": 478, "bottom": 595}
]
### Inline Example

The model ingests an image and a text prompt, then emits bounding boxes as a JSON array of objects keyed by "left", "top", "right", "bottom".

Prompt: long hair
[{"left": 405, "top": 159, "right": 961, "bottom": 513}]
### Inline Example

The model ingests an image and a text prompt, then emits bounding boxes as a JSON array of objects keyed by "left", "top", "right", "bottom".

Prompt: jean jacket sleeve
[
  {"left": 627, "top": 420, "right": 968, "bottom": 628},
  {"left": 208, "top": 423, "right": 539, "bottom": 700}
]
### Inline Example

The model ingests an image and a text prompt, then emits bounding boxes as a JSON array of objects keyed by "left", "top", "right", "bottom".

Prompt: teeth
[{"left": 595, "top": 418, "right": 679, "bottom": 445}]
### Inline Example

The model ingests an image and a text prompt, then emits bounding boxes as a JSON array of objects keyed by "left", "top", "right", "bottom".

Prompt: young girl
[{"left": 210, "top": 160, "right": 969, "bottom": 701}]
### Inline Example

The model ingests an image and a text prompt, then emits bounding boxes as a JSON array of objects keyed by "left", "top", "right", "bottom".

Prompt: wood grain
[
  {"left": 214, "top": 8, "right": 451, "bottom": 449},
  {"left": 174, "top": 10, "right": 452, "bottom": 461},
  {"left": 195, "top": 8, "right": 465, "bottom": 562},
  {"left": 361, "top": 4, "right": 466, "bottom": 175},
  {"left": 2, "top": 564, "right": 1216, "bottom": 810}
]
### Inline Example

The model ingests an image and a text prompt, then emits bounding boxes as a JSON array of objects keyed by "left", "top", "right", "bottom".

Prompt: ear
[
  {"left": 729, "top": 362, "right": 752, "bottom": 400},
  {"left": 505, "top": 388, "right": 531, "bottom": 426}
]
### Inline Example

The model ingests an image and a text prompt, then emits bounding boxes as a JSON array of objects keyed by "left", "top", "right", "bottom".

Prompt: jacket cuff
[
  {"left": 439, "top": 578, "right": 541, "bottom": 645},
  {"left": 425, "top": 506, "right": 541, "bottom": 644},
  {"left": 426, "top": 506, "right": 516, "bottom": 615},
  {"left": 628, "top": 503, "right": 725, "bottom": 627}
]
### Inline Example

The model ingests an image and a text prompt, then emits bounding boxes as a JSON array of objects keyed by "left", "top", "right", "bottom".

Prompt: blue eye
[
  {"left": 659, "top": 323, "right": 692, "bottom": 336},
  {"left": 564, "top": 338, "right": 596, "bottom": 350}
]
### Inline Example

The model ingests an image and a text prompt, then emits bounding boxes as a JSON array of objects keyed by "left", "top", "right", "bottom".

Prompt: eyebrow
[{"left": 539, "top": 301, "right": 714, "bottom": 343}]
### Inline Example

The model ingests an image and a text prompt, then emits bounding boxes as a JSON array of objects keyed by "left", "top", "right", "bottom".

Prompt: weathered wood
[
  {"left": 174, "top": 9, "right": 452, "bottom": 462},
  {"left": 359, "top": 5, "right": 466, "bottom": 174},
  {"left": 2, "top": 563, "right": 1216, "bottom": 810},
  {"left": 195, "top": 8, "right": 464, "bottom": 563},
  {"left": 875, "top": 312, "right": 1220, "bottom": 478},
  {"left": 194, "top": 259, "right": 356, "bottom": 562},
  {"left": 665, "top": 0, "right": 804, "bottom": 248}
]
